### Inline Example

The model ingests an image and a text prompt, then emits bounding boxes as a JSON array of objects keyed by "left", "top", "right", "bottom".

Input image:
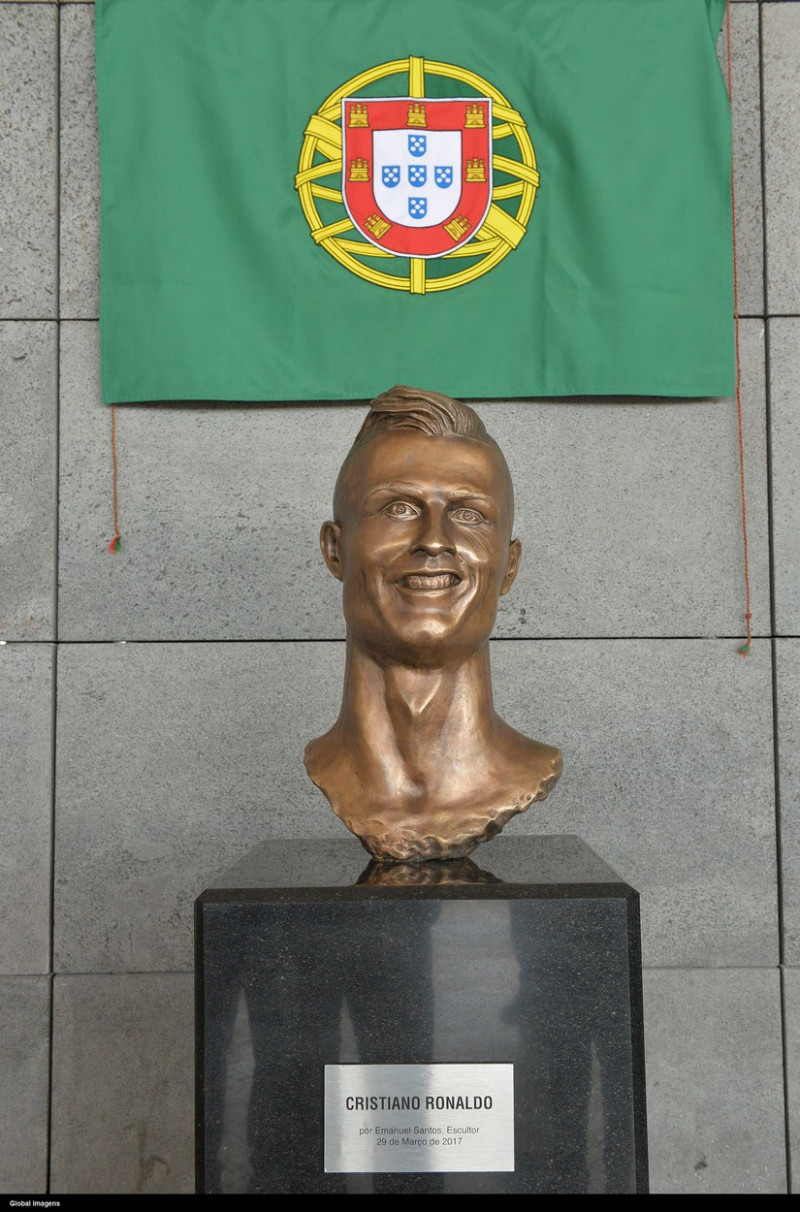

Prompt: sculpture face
[{"left": 322, "top": 430, "right": 521, "bottom": 666}]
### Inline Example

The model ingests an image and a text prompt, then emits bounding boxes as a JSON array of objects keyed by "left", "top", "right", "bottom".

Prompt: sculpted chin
[{"left": 303, "top": 384, "right": 562, "bottom": 861}]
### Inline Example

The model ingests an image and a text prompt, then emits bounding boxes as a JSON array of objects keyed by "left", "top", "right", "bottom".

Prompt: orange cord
[
  {"left": 726, "top": 1, "right": 752, "bottom": 655},
  {"left": 108, "top": 404, "right": 121, "bottom": 553}
]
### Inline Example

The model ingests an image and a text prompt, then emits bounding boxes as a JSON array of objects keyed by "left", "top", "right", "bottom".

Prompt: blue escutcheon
[
  {"left": 408, "top": 197, "right": 428, "bottom": 219},
  {"left": 408, "top": 165, "right": 427, "bottom": 188},
  {"left": 381, "top": 165, "right": 401, "bottom": 188},
  {"left": 408, "top": 134, "right": 427, "bottom": 158}
]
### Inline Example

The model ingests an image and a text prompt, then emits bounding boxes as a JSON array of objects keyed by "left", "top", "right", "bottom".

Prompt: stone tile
[
  {"left": 53, "top": 640, "right": 349, "bottom": 972},
  {"left": 0, "top": 4, "right": 57, "bottom": 318},
  {"left": 0, "top": 644, "right": 52, "bottom": 975},
  {"left": 58, "top": 321, "right": 768, "bottom": 642},
  {"left": 776, "top": 641, "right": 800, "bottom": 963},
  {"left": 644, "top": 968, "right": 785, "bottom": 1194},
  {"left": 494, "top": 637, "right": 777, "bottom": 968},
  {"left": 0, "top": 977, "right": 50, "bottom": 1194},
  {"left": 0, "top": 322, "right": 57, "bottom": 641},
  {"left": 60, "top": 1, "right": 99, "bottom": 318},
  {"left": 55, "top": 637, "right": 775, "bottom": 972},
  {"left": 491, "top": 320, "right": 769, "bottom": 642},
  {"left": 58, "top": 321, "right": 362, "bottom": 641},
  {"left": 764, "top": 2, "right": 800, "bottom": 313},
  {"left": 770, "top": 319, "right": 800, "bottom": 635},
  {"left": 50, "top": 973, "right": 194, "bottom": 1194},
  {"left": 719, "top": 0, "right": 764, "bottom": 317},
  {"left": 785, "top": 969, "right": 800, "bottom": 1193}
]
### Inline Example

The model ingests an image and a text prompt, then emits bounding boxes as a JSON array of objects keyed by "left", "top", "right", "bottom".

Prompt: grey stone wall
[{"left": 0, "top": 0, "right": 796, "bottom": 1194}]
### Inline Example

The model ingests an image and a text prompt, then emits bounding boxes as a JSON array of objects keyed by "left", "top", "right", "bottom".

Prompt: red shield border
[{"left": 342, "top": 97, "right": 492, "bottom": 258}]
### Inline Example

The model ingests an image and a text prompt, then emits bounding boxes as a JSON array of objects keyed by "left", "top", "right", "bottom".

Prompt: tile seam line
[
  {"left": 46, "top": 963, "right": 791, "bottom": 978},
  {"left": 40, "top": 634, "right": 784, "bottom": 645},
  {"left": 758, "top": 3, "right": 791, "bottom": 1189},
  {"left": 12, "top": 313, "right": 800, "bottom": 322},
  {"left": 50, "top": 970, "right": 197, "bottom": 978},
  {"left": 47, "top": 0, "right": 61, "bottom": 1194},
  {"left": 782, "top": 969, "right": 794, "bottom": 1190}
]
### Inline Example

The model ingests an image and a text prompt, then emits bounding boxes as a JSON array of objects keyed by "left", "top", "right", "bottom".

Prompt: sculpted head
[
  {"left": 320, "top": 385, "right": 521, "bottom": 668},
  {"left": 307, "top": 385, "right": 561, "bottom": 862}
]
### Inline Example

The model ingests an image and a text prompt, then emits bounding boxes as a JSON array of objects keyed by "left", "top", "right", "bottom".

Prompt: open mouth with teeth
[{"left": 398, "top": 573, "right": 462, "bottom": 590}]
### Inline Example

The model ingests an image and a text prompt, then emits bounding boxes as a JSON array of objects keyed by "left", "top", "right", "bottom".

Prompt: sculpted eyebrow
[
  {"left": 366, "top": 483, "right": 420, "bottom": 497},
  {"left": 366, "top": 483, "right": 493, "bottom": 502}
]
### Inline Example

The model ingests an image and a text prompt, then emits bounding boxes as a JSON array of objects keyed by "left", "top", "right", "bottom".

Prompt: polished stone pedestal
[{"left": 195, "top": 835, "right": 648, "bottom": 1193}]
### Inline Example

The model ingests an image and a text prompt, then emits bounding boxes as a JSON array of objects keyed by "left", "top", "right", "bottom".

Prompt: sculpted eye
[
  {"left": 383, "top": 500, "right": 420, "bottom": 518},
  {"left": 450, "top": 507, "right": 485, "bottom": 524}
]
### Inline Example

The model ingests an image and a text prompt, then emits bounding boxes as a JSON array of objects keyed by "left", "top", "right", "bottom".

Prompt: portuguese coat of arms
[
  {"left": 296, "top": 57, "right": 538, "bottom": 294},
  {"left": 342, "top": 98, "right": 493, "bottom": 257}
]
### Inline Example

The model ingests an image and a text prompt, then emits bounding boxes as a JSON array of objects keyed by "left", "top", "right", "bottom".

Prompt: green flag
[{"left": 95, "top": 0, "right": 734, "bottom": 403}]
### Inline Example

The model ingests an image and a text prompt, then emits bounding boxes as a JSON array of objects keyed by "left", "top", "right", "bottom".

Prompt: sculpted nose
[{"left": 412, "top": 509, "right": 455, "bottom": 556}]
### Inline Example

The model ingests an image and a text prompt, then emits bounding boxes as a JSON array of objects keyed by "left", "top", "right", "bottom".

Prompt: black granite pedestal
[{"left": 195, "top": 835, "right": 648, "bottom": 1193}]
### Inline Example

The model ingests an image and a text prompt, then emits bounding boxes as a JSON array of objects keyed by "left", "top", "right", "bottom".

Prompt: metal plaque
[{"left": 324, "top": 1063, "right": 514, "bottom": 1173}]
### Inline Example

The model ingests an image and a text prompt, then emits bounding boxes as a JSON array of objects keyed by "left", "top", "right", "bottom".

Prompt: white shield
[{"left": 373, "top": 129, "right": 462, "bottom": 227}]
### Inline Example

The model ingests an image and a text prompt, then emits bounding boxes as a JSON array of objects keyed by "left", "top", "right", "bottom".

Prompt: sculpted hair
[
  {"left": 353, "top": 384, "right": 488, "bottom": 443},
  {"left": 333, "top": 385, "right": 514, "bottom": 527}
]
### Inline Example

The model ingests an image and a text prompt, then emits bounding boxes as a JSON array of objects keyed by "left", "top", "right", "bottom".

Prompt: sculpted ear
[
  {"left": 320, "top": 521, "right": 343, "bottom": 581},
  {"left": 500, "top": 537, "right": 522, "bottom": 596}
]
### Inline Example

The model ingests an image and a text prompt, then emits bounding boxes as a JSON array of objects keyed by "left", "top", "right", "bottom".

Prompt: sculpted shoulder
[
  {"left": 304, "top": 719, "right": 563, "bottom": 863},
  {"left": 303, "top": 729, "right": 351, "bottom": 794},
  {"left": 496, "top": 722, "right": 562, "bottom": 788}
]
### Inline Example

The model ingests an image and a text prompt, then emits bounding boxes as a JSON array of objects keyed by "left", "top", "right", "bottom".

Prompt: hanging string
[
  {"left": 108, "top": 403, "right": 122, "bottom": 553},
  {"left": 726, "top": 0, "right": 752, "bottom": 656}
]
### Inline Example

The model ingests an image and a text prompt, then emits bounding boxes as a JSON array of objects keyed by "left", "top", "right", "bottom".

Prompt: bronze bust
[{"left": 304, "top": 385, "right": 561, "bottom": 861}]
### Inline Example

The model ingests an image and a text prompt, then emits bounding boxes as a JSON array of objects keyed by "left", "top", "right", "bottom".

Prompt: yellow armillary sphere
[{"left": 295, "top": 56, "right": 539, "bottom": 294}]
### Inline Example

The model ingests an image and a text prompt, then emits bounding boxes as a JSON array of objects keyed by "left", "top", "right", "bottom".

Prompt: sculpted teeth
[{"left": 403, "top": 573, "right": 460, "bottom": 589}]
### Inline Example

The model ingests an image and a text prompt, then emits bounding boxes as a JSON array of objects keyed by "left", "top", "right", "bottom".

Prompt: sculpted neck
[
  {"left": 337, "top": 640, "right": 498, "bottom": 783},
  {"left": 303, "top": 636, "right": 563, "bottom": 863}
]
